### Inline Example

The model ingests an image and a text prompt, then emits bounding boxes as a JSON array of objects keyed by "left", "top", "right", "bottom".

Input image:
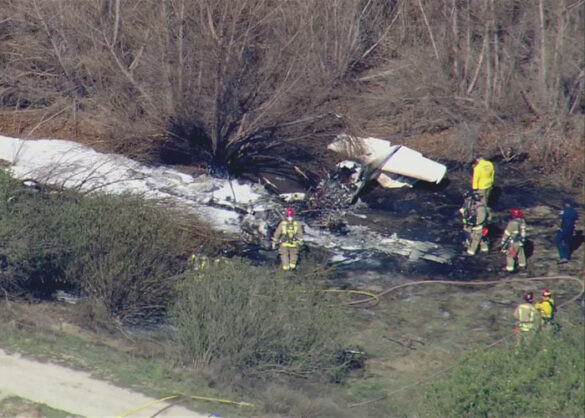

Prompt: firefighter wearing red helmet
[
  {"left": 514, "top": 292, "right": 540, "bottom": 344},
  {"left": 272, "top": 208, "right": 304, "bottom": 271},
  {"left": 500, "top": 208, "right": 527, "bottom": 272},
  {"left": 535, "top": 289, "right": 556, "bottom": 327}
]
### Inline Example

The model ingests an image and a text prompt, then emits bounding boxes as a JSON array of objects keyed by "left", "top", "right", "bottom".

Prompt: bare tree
[
  {"left": 0, "top": 0, "right": 583, "bottom": 183},
  {"left": 2, "top": 0, "right": 388, "bottom": 179}
]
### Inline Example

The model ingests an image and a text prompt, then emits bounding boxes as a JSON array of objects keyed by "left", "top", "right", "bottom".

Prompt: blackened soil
[{"left": 349, "top": 160, "right": 584, "bottom": 282}]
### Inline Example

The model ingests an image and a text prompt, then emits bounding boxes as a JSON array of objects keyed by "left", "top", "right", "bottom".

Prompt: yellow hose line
[
  {"left": 322, "top": 289, "right": 380, "bottom": 306},
  {"left": 115, "top": 393, "right": 253, "bottom": 417},
  {"left": 116, "top": 395, "right": 179, "bottom": 418},
  {"left": 116, "top": 276, "right": 582, "bottom": 415},
  {"left": 114, "top": 290, "right": 375, "bottom": 417}
]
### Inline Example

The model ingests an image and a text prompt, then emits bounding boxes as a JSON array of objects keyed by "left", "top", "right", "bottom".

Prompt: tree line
[{"left": 0, "top": 0, "right": 583, "bottom": 183}]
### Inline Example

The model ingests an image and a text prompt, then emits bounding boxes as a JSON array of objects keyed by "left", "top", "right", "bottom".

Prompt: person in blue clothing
[{"left": 556, "top": 199, "right": 578, "bottom": 264}]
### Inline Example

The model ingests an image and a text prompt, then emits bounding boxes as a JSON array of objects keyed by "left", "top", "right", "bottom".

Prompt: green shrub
[
  {"left": 0, "top": 170, "right": 193, "bottom": 321},
  {"left": 169, "top": 258, "right": 348, "bottom": 378},
  {"left": 424, "top": 306, "right": 585, "bottom": 417},
  {"left": 61, "top": 194, "right": 189, "bottom": 321}
]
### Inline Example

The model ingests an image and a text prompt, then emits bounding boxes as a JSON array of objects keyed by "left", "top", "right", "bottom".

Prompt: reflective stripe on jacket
[
  {"left": 471, "top": 202, "right": 488, "bottom": 229},
  {"left": 273, "top": 220, "right": 303, "bottom": 248},
  {"left": 503, "top": 218, "right": 526, "bottom": 243},
  {"left": 515, "top": 303, "right": 538, "bottom": 331}
]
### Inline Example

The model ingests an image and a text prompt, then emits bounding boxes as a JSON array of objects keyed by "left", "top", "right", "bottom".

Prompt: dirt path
[{"left": 0, "top": 349, "right": 208, "bottom": 418}]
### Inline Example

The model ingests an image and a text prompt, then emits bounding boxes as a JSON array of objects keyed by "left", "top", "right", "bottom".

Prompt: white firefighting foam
[{"left": 0, "top": 135, "right": 453, "bottom": 263}]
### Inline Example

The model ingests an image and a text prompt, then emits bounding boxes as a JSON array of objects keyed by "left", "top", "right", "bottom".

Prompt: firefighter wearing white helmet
[{"left": 272, "top": 208, "right": 304, "bottom": 271}]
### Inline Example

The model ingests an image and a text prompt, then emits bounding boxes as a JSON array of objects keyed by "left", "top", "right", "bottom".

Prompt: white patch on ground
[
  {"left": 0, "top": 135, "right": 263, "bottom": 232},
  {"left": 304, "top": 225, "right": 453, "bottom": 264},
  {"left": 0, "top": 135, "right": 454, "bottom": 263}
]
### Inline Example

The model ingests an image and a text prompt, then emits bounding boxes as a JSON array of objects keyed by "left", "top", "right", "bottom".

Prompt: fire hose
[
  {"left": 115, "top": 393, "right": 253, "bottom": 418},
  {"left": 345, "top": 274, "right": 584, "bottom": 408},
  {"left": 347, "top": 275, "right": 584, "bottom": 307},
  {"left": 116, "top": 275, "right": 583, "bottom": 415}
]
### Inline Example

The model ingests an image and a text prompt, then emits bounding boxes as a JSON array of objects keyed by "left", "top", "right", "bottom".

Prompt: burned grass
[
  {"left": 0, "top": 128, "right": 582, "bottom": 417},
  {"left": 327, "top": 159, "right": 584, "bottom": 416}
]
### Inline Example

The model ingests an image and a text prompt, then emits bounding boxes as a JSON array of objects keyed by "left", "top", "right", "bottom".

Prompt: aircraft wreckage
[
  {"left": 0, "top": 134, "right": 453, "bottom": 264},
  {"left": 241, "top": 135, "right": 452, "bottom": 264},
  {"left": 312, "top": 134, "right": 447, "bottom": 206},
  {"left": 273, "top": 135, "right": 447, "bottom": 207},
  {"left": 328, "top": 134, "right": 446, "bottom": 188}
]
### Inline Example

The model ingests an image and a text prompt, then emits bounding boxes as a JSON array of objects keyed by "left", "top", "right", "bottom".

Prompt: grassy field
[
  {"left": 339, "top": 280, "right": 584, "bottom": 417},
  {"left": 1, "top": 270, "right": 583, "bottom": 417},
  {"left": 0, "top": 396, "right": 80, "bottom": 418},
  {"left": 0, "top": 166, "right": 583, "bottom": 417},
  {"left": 0, "top": 301, "right": 253, "bottom": 418}
]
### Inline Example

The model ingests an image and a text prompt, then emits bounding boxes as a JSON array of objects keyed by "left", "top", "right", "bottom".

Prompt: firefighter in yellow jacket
[
  {"left": 272, "top": 208, "right": 304, "bottom": 271},
  {"left": 535, "top": 289, "right": 556, "bottom": 327},
  {"left": 500, "top": 209, "right": 527, "bottom": 272},
  {"left": 514, "top": 292, "right": 540, "bottom": 344},
  {"left": 472, "top": 156, "right": 495, "bottom": 206}
]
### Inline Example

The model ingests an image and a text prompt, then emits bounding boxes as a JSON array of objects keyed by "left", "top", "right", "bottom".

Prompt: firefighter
[
  {"left": 514, "top": 292, "right": 540, "bottom": 344},
  {"left": 464, "top": 191, "right": 489, "bottom": 256},
  {"left": 500, "top": 209, "right": 527, "bottom": 272},
  {"left": 272, "top": 208, "right": 304, "bottom": 271},
  {"left": 472, "top": 156, "right": 495, "bottom": 207},
  {"left": 535, "top": 289, "right": 556, "bottom": 327},
  {"left": 189, "top": 254, "right": 209, "bottom": 281},
  {"left": 189, "top": 254, "right": 224, "bottom": 279},
  {"left": 459, "top": 190, "right": 474, "bottom": 246},
  {"left": 460, "top": 192, "right": 472, "bottom": 247},
  {"left": 190, "top": 254, "right": 208, "bottom": 269},
  {"left": 556, "top": 198, "right": 578, "bottom": 264}
]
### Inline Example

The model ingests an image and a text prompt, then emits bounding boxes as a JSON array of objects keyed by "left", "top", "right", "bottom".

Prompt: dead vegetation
[{"left": 0, "top": 0, "right": 583, "bottom": 185}]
